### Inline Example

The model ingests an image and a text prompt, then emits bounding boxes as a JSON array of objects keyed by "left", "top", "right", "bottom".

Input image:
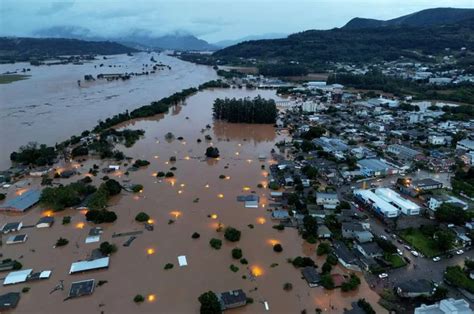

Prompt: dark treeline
[
  {"left": 327, "top": 71, "right": 474, "bottom": 105},
  {"left": 213, "top": 96, "right": 277, "bottom": 124},
  {"left": 258, "top": 64, "right": 308, "bottom": 77}
]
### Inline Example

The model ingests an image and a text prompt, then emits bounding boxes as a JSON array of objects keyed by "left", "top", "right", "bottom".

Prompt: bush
[
  {"left": 164, "top": 263, "right": 174, "bottom": 270},
  {"left": 445, "top": 265, "right": 474, "bottom": 293},
  {"left": 56, "top": 237, "right": 69, "bottom": 247},
  {"left": 165, "top": 172, "right": 174, "bottom": 178},
  {"left": 317, "top": 243, "right": 331, "bottom": 256},
  {"left": 230, "top": 264, "right": 239, "bottom": 272},
  {"left": 210, "top": 238, "right": 222, "bottom": 250},
  {"left": 205, "top": 147, "right": 220, "bottom": 158},
  {"left": 86, "top": 209, "right": 117, "bottom": 224},
  {"left": 192, "top": 232, "right": 201, "bottom": 239},
  {"left": 224, "top": 227, "right": 241, "bottom": 242},
  {"left": 99, "top": 241, "right": 117, "bottom": 255},
  {"left": 283, "top": 283, "right": 293, "bottom": 291},
  {"left": 341, "top": 273, "right": 361, "bottom": 292},
  {"left": 133, "top": 159, "right": 150, "bottom": 168},
  {"left": 232, "top": 248, "right": 243, "bottom": 259},
  {"left": 240, "top": 258, "right": 248, "bottom": 265},
  {"left": 156, "top": 171, "right": 165, "bottom": 177},
  {"left": 320, "top": 273, "right": 334, "bottom": 289},
  {"left": 132, "top": 184, "right": 144, "bottom": 193},
  {"left": 135, "top": 212, "right": 150, "bottom": 222},
  {"left": 12, "top": 260, "right": 22, "bottom": 270},
  {"left": 219, "top": 174, "right": 226, "bottom": 179},
  {"left": 273, "top": 244, "right": 283, "bottom": 252},
  {"left": 62, "top": 216, "right": 71, "bottom": 224},
  {"left": 291, "top": 256, "right": 316, "bottom": 268},
  {"left": 134, "top": 294, "right": 145, "bottom": 303},
  {"left": 104, "top": 179, "right": 122, "bottom": 195},
  {"left": 272, "top": 224, "right": 285, "bottom": 231},
  {"left": 0, "top": 193, "right": 5, "bottom": 200},
  {"left": 322, "top": 262, "right": 332, "bottom": 274},
  {"left": 22, "top": 287, "right": 30, "bottom": 293},
  {"left": 269, "top": 182, "right": 280, "bottom": 190},
  {"left": 198, "top": 291, "right": 221, "bottom": 314},
  {"left": 326, "top": 254, "right": 338, "bottom": 266}
]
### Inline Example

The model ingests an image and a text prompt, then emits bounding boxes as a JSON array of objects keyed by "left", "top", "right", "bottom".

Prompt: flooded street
[
  {"left": 0, "top": 52, "right": 217, "bottom": 169},
  {"left": 1, "top": 86, "right": 385, "bottom": 313}
]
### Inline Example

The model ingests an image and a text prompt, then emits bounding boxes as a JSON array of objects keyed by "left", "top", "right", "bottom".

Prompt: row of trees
[{"left": 212, "top": 96, "right": 277, "bottom": 124}]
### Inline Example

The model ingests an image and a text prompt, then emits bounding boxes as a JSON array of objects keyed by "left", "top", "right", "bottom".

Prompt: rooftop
[
  {"left": 0, "top": 189, "right": 41, "bottom": 212},
  {"left": 68, "top": 279, "right": 95, "bottom": 298}
]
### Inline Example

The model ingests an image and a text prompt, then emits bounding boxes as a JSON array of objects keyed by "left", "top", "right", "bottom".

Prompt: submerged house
[
  {"left": 218, "top": 289, "right": 247, "bottom": 310},
  {"left": 0, "top": 190, "right": 41, "bottom": 212},
  {"left": 69, "top": 257, "right": 110, "bottom": 274}
]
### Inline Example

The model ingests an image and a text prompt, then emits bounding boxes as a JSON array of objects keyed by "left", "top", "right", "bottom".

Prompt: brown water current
[
  {"left": 0, "top": 87, "right": 386, "bottom": 313},
  {"left": 0, "top": 52, "right": 217, "bottom": 169}
]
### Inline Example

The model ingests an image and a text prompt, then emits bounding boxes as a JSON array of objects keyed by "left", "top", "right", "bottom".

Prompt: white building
[
  {"left": 428, "top": 135, "right": 448, "bottom": 146},
  {"left": 375, "top": 188, "right": 421, "bottom": 216},
  {"left": 428, "top": 195, "right": 469, "bottom": 211},
  {"left": 414, "top": 298, "right": 471, "bottom": 314},
  {"left": 315, "top": 192, "right": 340, "bottom": 209},
  {"left": 354, "top": 189, "right": 399, "bottom": 218}
]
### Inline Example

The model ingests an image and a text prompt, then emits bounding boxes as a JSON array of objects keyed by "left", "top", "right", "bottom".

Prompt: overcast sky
[{"left": 1, "top": 0, "right": 473, "bottom": 42}]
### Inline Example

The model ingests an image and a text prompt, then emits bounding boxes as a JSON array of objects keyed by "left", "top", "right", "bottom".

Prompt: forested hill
[
  {"left": 213, "top": 18, "right": 474, "bottom": 64},
  {"left": 343, "top": 8, "right": 474, "bottom": 29},
  {"left": 0, "top": 37, "right": 138, "bottom": 62}
]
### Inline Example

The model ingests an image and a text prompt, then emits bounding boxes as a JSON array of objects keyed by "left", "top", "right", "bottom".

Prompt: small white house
[{"left": 36, "top": 217, "right": 54, "bottom": 228}]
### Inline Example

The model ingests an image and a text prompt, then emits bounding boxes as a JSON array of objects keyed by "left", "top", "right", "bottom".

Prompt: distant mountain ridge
[
  {"left": 213, "top": 33, "right": 287, "bottom": 48},
  {"left": 0, "top": 37, "right": 138, "bottom": 62},
  {"left": 33, "top": 26, "right": 216, "bottom": 51},
  {"left": 343, "top": 7, "right": 474, "bottom": 29}
]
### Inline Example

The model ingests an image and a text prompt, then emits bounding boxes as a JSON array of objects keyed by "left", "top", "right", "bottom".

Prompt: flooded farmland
[
  {"left": 0, "top": 84, "right": 386, "bottom": 313},
  {"left": 0, "top": 52, "right": 217, "bottom": 169}
]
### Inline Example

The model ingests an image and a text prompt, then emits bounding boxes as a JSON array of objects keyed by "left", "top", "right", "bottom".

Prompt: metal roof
[
  {"left": 69, "top": 257, "right": 109, "bottom": 274},
  {"left": 3, "top": 269, "right": 32, "bottom": 285},
  {"left": 0, "top": 190, "right": 41, "bottom": 212}
]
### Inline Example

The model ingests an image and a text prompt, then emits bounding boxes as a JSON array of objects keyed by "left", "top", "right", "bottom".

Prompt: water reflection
[{"left": 213, "top": 120, "right": 277, "bottom": 143}]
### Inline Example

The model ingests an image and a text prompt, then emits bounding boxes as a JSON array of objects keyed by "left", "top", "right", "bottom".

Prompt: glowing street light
[
  {"left": 147, "top": 248, "right": 155, "bottom": 255},
  {"left": 147, "top": 294, "right": 156, "bottom": 302}
]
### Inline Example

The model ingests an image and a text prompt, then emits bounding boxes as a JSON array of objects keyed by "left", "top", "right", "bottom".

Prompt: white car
[
  {"left": 380, "top": 235, "right": 388, "bottom": 240},
  {"left": 411, "top": 250, "right": 419, "bottom": 257},
  {"left": 432, "top": 257, "right": 441, "bottom": 262},
  {"left": 378, "top": 273, "right": 388, "bottom": 279},
  {"left": 456, "top": 250, "right": 464, "bottom": 255},
  {"left": 397, "top": 249, "right": 403, "bottom": 256}
]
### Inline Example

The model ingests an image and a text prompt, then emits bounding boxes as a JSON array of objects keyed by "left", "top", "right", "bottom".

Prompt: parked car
[
  {"left": 432, "top": 257, "right": 441, "bottom": 262},
  {"left": 447, "top": 253, "right": 454, "bottom": 259},
  {"left": 456, "top": 250, "right": 464, "bottom": 255},
  {"left": 380, "top": 235, "right": 388, "bottom": 240},
  {"left": 404, "top": 257, "right": 411, "bottom": 264},
  {"left": 411, "top": 250, "right": 419, "bottom": 257},
  {"left": 378, "top": 273, "right": 388, "bottom": 279},
  {"left": 397, "top": 239, "right": 404, "bottom": 244},
  {"left": 397, "top": 248, "right": 403, "bottom": 256},
  {"left": 404, "top": 245, "right": 412, "bottom": 250}
]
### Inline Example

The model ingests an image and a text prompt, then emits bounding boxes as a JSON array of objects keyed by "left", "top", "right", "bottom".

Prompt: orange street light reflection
[
  {"left": 170, "top": 211, "right": 182, "bottom": 219},
  {"left": 42, "top": 210, "right": 54, "bottom": 217},
  {"left": 257, "top": 217, "right": 266, "bottom": 224},
  {"left": 147, "top": 219, "right": 155, "bottom": 224},
  {"left": 217, "top": 193, "right": 224, "bottom": 199},
  {"left": 147, "top": 248, "right": 155, "bottom": 255},
  {"left": 267, "top": 239, "right": 280, "bottom": 246},
  {"left": 211, "top": 214, "right": 218, "bottom": 219},
  {"left": 251, "top": 265, "right": 263, "bottom": 277},
  {"left": 147, "top": 294, "right": 156, "bottom": 302},
  {"left": 76, "top": 222, "right": 85, "bottom": 229}
]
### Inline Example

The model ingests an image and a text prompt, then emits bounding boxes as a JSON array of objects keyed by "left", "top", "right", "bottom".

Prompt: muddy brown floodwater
[
  {"left": 0, "top": 52, "right": 217, "bottom": 169},
  {"left": 0, "top": 88, "right": 386, "bottom": 314}
]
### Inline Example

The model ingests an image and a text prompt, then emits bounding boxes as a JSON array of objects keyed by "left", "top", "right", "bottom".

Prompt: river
[{"left": 0, "top": 52, "right": 217, "bottom": 169}]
